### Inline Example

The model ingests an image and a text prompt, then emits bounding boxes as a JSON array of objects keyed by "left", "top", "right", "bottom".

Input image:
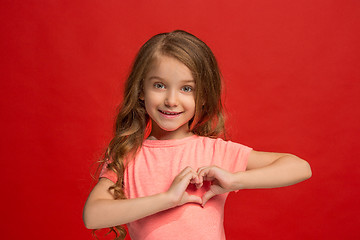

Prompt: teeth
[{"left": 161, "top": 110, "right": 180, "bottom": 115}]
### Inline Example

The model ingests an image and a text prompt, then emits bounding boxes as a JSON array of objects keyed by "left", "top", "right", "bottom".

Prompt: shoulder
[
  {"left": 199, "top": 136, "right": 251, "bottom": 149},
  {"left": 196, "top": 136, "right": 252, "bottom": 172}
]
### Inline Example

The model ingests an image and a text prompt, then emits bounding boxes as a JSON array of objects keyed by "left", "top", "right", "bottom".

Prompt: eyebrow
[{"left": 147, "top": 76, "right": 195, "bottom": 83}]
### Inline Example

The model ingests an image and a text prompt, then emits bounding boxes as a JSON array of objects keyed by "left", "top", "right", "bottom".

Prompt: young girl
[{"left": 83, "top": 30, "right": 312, "bottom": 240}]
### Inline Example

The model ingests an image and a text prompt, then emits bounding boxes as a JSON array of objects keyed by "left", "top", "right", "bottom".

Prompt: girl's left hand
[{"left": 196, "top": 166, "right": 236, "bottom": 206}]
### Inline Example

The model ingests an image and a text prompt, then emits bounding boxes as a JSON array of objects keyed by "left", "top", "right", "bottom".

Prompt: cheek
[
  {"left": 144, "top": 93, "right": 160, "bottom": 106},
  {"left": 184, "top": 97, "right": 196, "bottom": 111}
]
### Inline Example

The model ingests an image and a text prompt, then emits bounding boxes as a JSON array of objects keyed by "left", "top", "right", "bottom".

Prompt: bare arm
[
  {"left": 83, "top": 167, "right": 202, "bottom": 229},
  {"left": 233, "top": 150, "right": 312, "bottom": 189},
  {"left": 197, "top": 150, "right": 312, "bottom": 205},
  {"left": 83, "top": 178, "right": 172, "bottom": 229}
]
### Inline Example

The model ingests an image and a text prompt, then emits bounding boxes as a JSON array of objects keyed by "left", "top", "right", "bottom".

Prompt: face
[{"left": 142, "top": 55, "right": 196, "bottom": 139}]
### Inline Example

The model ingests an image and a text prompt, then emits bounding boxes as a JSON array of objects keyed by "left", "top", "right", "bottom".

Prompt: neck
[{"left": 148, "top": 124, "right": 194, "bottom": 140}]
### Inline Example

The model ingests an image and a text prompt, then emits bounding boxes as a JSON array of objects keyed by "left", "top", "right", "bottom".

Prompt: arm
[
  {"left": 233, "top": 150, "right": 312, "bottom": 189},
  {"left": 83, "top": 167, "right": 202, "bottom": 229},
  {"left": 197, "top": 150, "right": 312, "bottom": 205}
]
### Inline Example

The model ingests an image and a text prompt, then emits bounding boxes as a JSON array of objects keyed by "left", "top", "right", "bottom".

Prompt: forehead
[{"left": 146, "top": 55, "right": 194, "bottom": 82}]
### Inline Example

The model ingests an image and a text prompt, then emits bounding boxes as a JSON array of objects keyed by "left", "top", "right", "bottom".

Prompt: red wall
[{"left": 1, "top": 1, "right": 359, "bottom": 239}]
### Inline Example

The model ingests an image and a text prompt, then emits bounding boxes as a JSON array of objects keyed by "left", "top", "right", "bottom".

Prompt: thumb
[
  {"left": 201, "top": 189, "right": 216, "bottom": 207},
  {"left": 186, "top": 194, "right": 203, "bottom": 205}
]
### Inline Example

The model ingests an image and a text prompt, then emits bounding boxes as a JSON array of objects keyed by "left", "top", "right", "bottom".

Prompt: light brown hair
[{"left": 99, "top": 30, "right": 225, "bottom": 239}]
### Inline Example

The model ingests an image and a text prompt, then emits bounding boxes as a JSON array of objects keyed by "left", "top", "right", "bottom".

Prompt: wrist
[
  {"left": 231, "top": 171, "right": 246, "bottom": 190},
  {"left": 160, "top": 191, "right": 179, "bottom": 209}
]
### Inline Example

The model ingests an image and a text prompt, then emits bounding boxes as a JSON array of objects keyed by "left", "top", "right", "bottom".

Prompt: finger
[
  {"left": 197, "top": 166, "right": 214, "bottom": 177},
  {"left": 170, "top": 171, "right": 199, "bottom": 201},
  {"left": 190, "top": 176, "right": 200, "bottom": 185},
  {"left": 185, "top": 194, "right": 203, "bottom": 205},
  {"left": 198, "top": 166, "right": 216, "bottom": 182},
  {"left": 201, "top": 188, "right": 217, "bottom": 207},
  {"left": 195, "top": 181, "right": 203, "bottom": 189},
  {"left": 180, "top": 171, "right": 200, "bottom": 187},
  {"left": 197, "top": 166, "right": 211, "bottom": 176},
  {"left": 196, "top": 166, "right": 210, "bottom": 185},
  {"left": 197, "top": 166, "right": 208, "bottom": 173},
  {"left": 177, "top": 166, "right": 194, "bottom": 179}
]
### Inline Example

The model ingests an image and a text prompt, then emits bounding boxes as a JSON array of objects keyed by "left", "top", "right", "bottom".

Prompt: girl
[{"left": 83, "top": 30, "right": 312, "bottom": 240}]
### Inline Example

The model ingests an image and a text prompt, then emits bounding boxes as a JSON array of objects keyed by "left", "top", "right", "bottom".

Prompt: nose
[{"left": 164, "top": 89, "right": 178, "bottom": 107}]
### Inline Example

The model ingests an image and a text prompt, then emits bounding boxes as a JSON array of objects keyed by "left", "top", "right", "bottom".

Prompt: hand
[
  {"left": 197, "top": 166, "right": 236, "bottom": 207},
  {"left": 166, "top": 166, "right": 203, "bottom": 207}
]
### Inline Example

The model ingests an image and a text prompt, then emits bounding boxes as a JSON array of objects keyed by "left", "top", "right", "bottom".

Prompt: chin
[
  {"left": 159, "top": 126, "right": 182, "bottom": 132},
  {"left": 155, "top": 122, "right": 189, "bottom": 133}
]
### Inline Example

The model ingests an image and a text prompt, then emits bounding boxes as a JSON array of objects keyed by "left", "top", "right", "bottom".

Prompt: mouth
[{"left": 158, "top": 109, "right": 183, "bottom": 118}]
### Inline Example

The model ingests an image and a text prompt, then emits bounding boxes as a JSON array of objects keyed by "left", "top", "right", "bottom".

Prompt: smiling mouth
[{"left": 158, "top": 110, "right": 183, "bottom": 115}]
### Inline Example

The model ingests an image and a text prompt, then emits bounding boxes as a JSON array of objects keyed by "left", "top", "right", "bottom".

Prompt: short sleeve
[
  {"left": 227, "top": 141, "right": 252, "bottom": 172},
  {"left": 99, "top": 160, "right": 118, "bottom": 183},
  {"left": 213, "top": 139, "right": 252, "bottom": 173}
]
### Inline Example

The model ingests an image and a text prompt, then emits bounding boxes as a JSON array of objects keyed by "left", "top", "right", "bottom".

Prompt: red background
[{"left": 1, "top": 0, "right": 359, "bottom": 239}]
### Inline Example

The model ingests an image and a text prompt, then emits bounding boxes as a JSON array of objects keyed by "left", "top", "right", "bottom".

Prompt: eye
[
  {"left": 153, "top": 83, "right": 165, "bottom": 89},
  {"left": 182, "top": 85, "right": 193, "bottom": 93}
]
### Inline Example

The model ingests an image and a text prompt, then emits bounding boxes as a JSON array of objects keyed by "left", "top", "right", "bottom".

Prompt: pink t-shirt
[{"left": 100, "top": 135, "right": 252, "bottom": 240}]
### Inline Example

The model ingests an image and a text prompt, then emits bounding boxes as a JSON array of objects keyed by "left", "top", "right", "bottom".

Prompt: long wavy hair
[{"left": 99, "top": 30, "right": 226, "bottom": 239}]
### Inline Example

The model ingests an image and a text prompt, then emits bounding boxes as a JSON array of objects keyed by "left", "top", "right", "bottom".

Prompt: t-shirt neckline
[{"left": 142, "top": 134, "right": 199, "bottom": 147}]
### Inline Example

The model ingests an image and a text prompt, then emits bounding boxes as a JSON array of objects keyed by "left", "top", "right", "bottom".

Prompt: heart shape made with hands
[
  {"left": 185, "top": 176, "right": 229, "bottom": 206},
  {"left": 185, "top": 180, "right": 212, "bottom": 207},
  {"left": 171, "top": 166, "right": 233, "bottom": 207},
  {"left": 186, "top": 180, "right": 211, "bottom": 196}
]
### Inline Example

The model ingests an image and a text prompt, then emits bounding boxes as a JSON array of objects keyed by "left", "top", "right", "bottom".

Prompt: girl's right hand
[{"left": 165, "top": 166, "right": 203, "bottom": 207}]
